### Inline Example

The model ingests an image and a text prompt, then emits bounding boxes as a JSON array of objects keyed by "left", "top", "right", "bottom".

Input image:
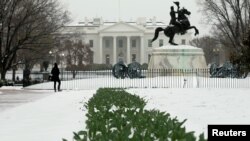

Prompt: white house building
[{"left": 61, "top": 17, "right": 192, "bottom": 65}]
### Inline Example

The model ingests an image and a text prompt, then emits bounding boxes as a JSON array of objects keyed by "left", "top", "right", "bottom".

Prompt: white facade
[{"left": 62, "top": 18, "right": 192, "bottom": 65}]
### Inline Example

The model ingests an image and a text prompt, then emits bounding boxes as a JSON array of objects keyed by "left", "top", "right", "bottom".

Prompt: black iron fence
[{"left": 21, "top": 69, "right": 250, "bottom": 90}]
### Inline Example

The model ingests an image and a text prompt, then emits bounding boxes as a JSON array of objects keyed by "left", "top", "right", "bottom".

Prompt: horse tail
[{"left": 151, "top": 27, "right": 164, "bottom": 43}]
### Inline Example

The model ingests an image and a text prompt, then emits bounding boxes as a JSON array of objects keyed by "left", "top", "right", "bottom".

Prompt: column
[
  {"left": 140, "top": 36, "right": 144, "bottom": 64},
  {"left": 113, "top": 36, "right": 117, "bottom": 64},
  {"left": 99, "top": 36, "right": 103, "bottom": 64},
  {"left": 127, "top": 36, "right": 131, "bottom": 64}
]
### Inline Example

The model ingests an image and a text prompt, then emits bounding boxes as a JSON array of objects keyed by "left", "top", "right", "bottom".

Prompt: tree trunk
[
  {"left": 1, "top": 70, "right": 7, "bottom": 80},
  {"left": 12, "top": 69, "right": 16, "bottom": 82},
  {"left": 72, "top": 70, "right": 76, "bottom": 79}
]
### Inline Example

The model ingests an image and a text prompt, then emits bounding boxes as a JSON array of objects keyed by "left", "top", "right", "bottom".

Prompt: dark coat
[
  {"left": 51, "top": 67, "right": 60, "bottom": 81},
  {"left": 170, "top": 11, "right": 177, "bottom": 25}
]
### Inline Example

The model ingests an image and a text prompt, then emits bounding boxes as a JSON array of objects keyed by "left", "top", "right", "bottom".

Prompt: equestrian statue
[{"left": 151, "top": 1, "right": 199, "bottom": 45}]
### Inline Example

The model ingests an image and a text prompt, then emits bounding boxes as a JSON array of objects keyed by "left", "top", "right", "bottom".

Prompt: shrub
[
  {"left": 66, "top": 64, "right": 112, "bottom": 71},
  {"left": 84, "top": 64, "right": 112, "bottom": 70},
  {"left": 0, "top": 79, "right": 14, "bottom": 87},
  {"left": 64, "top": 88, "right": 207, "bottom": 141},
  {"left": 0, "top": 80, "right": 4, "bottom": 87}
]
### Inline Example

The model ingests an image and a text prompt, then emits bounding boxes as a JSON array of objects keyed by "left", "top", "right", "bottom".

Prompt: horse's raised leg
[{"left": 187, "top": 26, "right": 199, "bottom": 36}]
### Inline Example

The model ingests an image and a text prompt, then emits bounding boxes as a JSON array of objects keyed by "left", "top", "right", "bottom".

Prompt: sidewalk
[
  {"left": 0, "top": 89, "right": 95, "bottom": 141},
  {"left": 0, "top": 88, "right": 51, "bottom": 112}
]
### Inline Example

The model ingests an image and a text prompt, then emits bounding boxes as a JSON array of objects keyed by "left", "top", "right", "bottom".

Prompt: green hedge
[
  {"left": 64, "top": 88, "right": 206, "bottom": 141},
  {"left": 66, "top": 64, "right": 113, "bottom": 71}
]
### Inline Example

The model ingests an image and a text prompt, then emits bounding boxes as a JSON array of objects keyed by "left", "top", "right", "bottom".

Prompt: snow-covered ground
[
  {"left": 127, "top": 88, "right": 250, "bottom": 137},
  {"left": 0, "top": 88, "right": 95, "bottom": 141},
  {"left": 1, "top": 84, "right": 250, "bottom": 140}
]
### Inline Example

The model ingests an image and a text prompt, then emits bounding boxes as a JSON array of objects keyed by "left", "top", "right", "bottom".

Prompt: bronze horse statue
[{"left": 151, "top": 7, "right": 199, "bottom": 45}]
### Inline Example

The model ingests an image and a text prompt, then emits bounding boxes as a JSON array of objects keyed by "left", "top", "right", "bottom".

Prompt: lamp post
[
  {"left": 49, "top": 51, "right": 53, "bottom": 69},
  {"left": 0, "top": 23, "right": 2, "bottom": 79},
  {"left": 0, "top": 22, "right": 2, "bottom": 47},
  {"left": 60, "top": 53, "right": 65, "bottom": 80},
  {"left": 0, "top": 23, "right": 2, "bottom": 67},
  {"left": 0, "top": 22, "right": 2, "bottom": 46}
]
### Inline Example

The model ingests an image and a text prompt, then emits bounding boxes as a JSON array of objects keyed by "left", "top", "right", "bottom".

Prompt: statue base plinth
[{"left": 147, "top": 45, "right": 207, "bottom": 77}]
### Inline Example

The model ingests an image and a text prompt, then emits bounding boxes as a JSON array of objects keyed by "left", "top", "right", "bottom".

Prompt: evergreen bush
[{"left": 63, "top": 88, "right": 207, "bottom": 141}]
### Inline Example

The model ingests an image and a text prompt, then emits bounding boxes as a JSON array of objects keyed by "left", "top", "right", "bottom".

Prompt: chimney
[
  {"left": 93, "top": 18, "right": 101, "bottom": 25},
  {"left": 152, "top": 16, "right": 157, "bottom": 26}
]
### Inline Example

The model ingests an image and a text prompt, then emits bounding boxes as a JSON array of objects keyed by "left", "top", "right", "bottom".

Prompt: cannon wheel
[
  {"left": 112, "top": 62, "right": 127, "bottom": 79},
  {"left": 222, "top": 61, "right": 234, "bottom": 78},
  {"left": 127, "top": 62, "right": 142, "bottom": 79}
]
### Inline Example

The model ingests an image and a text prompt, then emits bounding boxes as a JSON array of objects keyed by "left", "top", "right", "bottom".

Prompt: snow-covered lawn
[
  {"left": 127, "top": 88, "right": 250, "bottom": 137},
  {"left": 1, "top": 86, "right": 250, "bottom": 140}
]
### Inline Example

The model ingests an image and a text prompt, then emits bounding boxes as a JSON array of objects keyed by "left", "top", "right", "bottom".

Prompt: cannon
[
  {"left": 127, "top": 62, "right": 142, "bottom": 78},
  {"left": 210, "top": 61, "right": 248, "bottom": 78},
  {"left": 112, "top": 61, "right": 144, "bottom": 79},
  {"left": 112, "top": 61, "right": 127, "bottom": 79}
]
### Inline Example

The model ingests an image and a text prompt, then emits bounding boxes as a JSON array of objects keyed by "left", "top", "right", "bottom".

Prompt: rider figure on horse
[
  {"left": 151, "top": 1, "right": 199, "bottom": 45},
  {"left": 169, "top": 1, "right": 185, "bottom": 34}
]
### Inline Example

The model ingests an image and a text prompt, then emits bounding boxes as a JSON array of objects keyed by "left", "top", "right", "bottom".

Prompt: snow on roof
[{"left": 68, "top": 21, "right": 167, "bottom": 27}]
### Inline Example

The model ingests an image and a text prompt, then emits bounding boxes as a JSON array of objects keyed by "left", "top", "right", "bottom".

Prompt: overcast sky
[{"left": 59, "top": 0, "right": 211, "bottom": 36}]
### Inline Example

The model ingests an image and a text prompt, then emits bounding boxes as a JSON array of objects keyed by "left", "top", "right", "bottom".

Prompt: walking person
[{"left": 51, "top": 63, "right": 61, "bottom": 92}]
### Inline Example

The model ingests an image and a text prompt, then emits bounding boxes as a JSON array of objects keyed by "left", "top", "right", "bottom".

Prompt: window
[
  {"left": 105, "top": 54, "right": 110, "bottom": 65},
  {"left": 132, "top": 54, "right": 136, "bottom": 62},
  {"left": 132, "top": 39, "right": 136, "bottom": 48},
  {"left": 89, "top": 40, "right": 93, "bottom": 47},
  {"left": 105, "top": 40, "right": 110, "bottom": 48},
  {"left": 159, "top": 39, "right": 164, "bottom": 46},
  {"left": 148, "top": 54, "right": 151, "bottom": 63},
  {"left": 119, "top": 39, "right": 123, "bottom": 48},
  {"left": 148, "top": 40, "right": 152, "bottom": 47},
  {"left": 182, "top": 39, "right": 186, "bottom": 45}
]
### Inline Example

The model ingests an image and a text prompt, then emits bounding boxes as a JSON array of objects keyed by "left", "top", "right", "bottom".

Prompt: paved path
[
  {"left": 0, "top": 89, "right": 94, "bottom": 141},
  {"left": 0, "top": 89, "right": 52, "bottom": 112}
]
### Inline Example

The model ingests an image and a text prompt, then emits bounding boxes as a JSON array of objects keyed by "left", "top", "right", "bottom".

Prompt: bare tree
[
  {"left": 0, "top": 0, "right": 70, "bottom": 80},
  {"left": 243, "top": 27, "right": 250, "bottom": 47},
  {"left": 62, "top": 39, "right": 93, "bottom": 79},
  {"left": 190, "top": 36, "right": 221, "bottom": 64},
  {"left": 198, "top": 0, "right": 250, "bottom": 53}
]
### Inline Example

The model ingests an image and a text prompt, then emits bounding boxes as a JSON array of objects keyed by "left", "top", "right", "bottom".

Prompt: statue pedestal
[{"left": 148, "top": 45, "right": 207, "bottom": 77}]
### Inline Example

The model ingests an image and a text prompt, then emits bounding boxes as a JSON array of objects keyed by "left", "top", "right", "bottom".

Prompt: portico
[{"left": 99, "top": 22, "right": 145, "bottom": 65}]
